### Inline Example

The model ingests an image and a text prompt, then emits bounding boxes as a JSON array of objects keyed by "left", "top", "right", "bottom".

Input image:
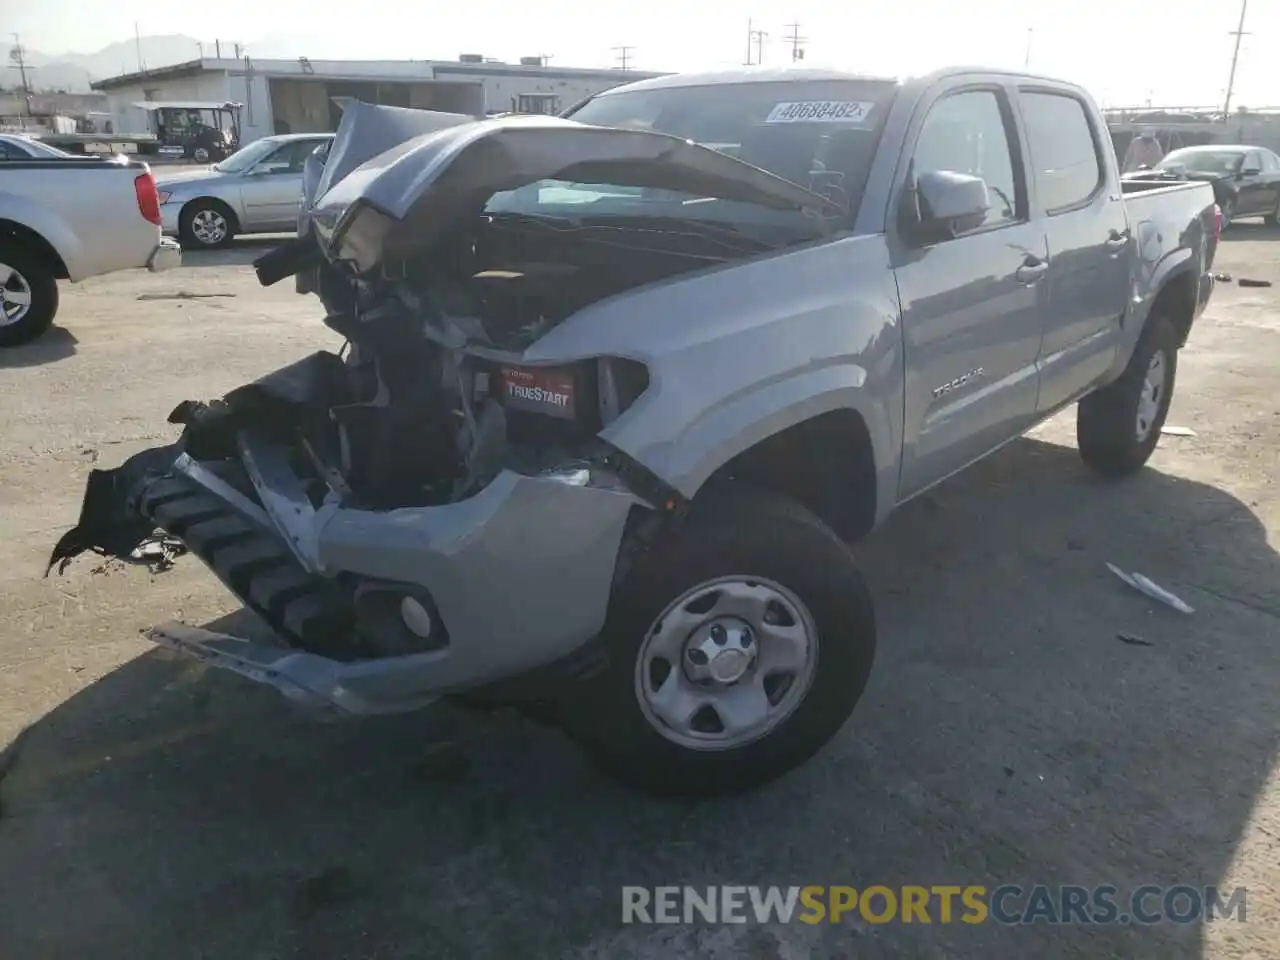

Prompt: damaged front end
[{"left": 50, "top": 103, "right": 838, "bottom": 713}]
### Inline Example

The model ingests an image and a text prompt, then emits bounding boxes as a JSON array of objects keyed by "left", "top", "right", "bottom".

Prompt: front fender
[
  {"left": 0, "top": 192, "right": 81, "bottom": 279},
  {"left": 631, "top": 364, "right": 899, "bottom": 513},
  {"left": 523, "top": 233, "right": 905, "bottom": 515}
]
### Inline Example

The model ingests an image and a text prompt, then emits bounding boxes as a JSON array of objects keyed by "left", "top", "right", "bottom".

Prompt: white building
[{"left": 91, "top": 55, "right": 667, "bottom": 145}]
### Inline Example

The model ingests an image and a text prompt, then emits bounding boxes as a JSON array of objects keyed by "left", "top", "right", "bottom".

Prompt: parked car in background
[
  {"left": 0, "top": 154, "right": 180, "bottom": 346},
  {"left": 155, "top": 133, "right": 334, "bottom": 249},
  {"left": 1124, "top": 144, "right": 1280, "bottom": 226},
  {"left": 0, "top": 133, "right": 76, "bottom": 160}
]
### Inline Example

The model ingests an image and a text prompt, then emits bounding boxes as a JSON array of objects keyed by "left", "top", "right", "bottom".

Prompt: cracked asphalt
[{"left": 0, "top": 228, "right": 1277, "bottom": 959}]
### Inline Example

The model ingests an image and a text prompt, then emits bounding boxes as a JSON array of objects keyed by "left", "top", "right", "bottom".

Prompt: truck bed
[{"left": 1121, "top": 176, "right": 1221, "bottom": 272}]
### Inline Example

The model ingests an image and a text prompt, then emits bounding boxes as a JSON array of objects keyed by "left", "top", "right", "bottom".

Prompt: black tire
[
  {"left": 179, "top": 200, "right": 235, "bottom": 250},
  {"left": 559, "top": 488, "right": 877, "bottom": 798},
  {"left": 1264, "top": 196, "right": 1279, "bottom": 228},
  {"left": 0, "top": 241, "right": 59, "bottom": 348},
  {"left": 1077, "top": 314, "right": 1179, "bottom": 477}
]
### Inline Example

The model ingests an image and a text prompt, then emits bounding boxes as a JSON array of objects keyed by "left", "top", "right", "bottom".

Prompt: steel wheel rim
[
  {"left": 1135, "top": 350, "right": 1167, "bottom": 442},
  {"left": 191, "top": 209, "right": 227, "bottom": 245},
  {"left": 0, "top": 262, "right": 34, "bottom": 327},
  {"left": 634, "top": 575, "right": 820, "bottom": 752},
  {"left": 194, "top": 147, "right": 210, "bottom": 163}
]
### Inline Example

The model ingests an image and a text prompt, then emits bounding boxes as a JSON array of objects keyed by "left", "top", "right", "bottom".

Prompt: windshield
[
  {"left": 485, "top": 79, "right": 896, "bottom": 229},
  {"left": 213, "top": 137, "right": 282, "bottom": 173},
  {"left": 1156, "top": 149, "right": 1244, "bottom": 176}
]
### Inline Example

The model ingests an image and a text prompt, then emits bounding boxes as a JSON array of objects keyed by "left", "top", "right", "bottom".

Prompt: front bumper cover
[{"left": 51, "top": 439, "right": 644, "bottom": 713}]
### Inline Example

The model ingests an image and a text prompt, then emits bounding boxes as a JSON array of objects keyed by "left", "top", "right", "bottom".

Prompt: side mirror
[
  {"left": 1241, "top": 166, "right": 1262, "bottom": 177},
  {"left": 904, "top": 169, "right": 992, "bottom": 244}
]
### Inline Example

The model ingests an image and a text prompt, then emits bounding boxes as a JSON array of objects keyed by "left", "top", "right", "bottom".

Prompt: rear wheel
[
  {"left": 0, "top": 241, "right": 59, "bottom": 348},
  {"left": 1077, "top": 315, "right": 1178, "bottom": 477},
  {"left": 1265, "top": 195, "right": 1279, "bottom": 227},
  {"left": 179, "top": 201, "right": 235, "bottom": 249},
  {"left": 560, "top": 489, "right": 877, "bottom": 798}
]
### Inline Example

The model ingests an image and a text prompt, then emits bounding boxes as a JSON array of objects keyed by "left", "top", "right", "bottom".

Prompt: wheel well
[
  {"left": 1151, "top": 271, "right": 1196, "bottom": 346},
  {"left": 0, "top": 219, "right": 69, "bottom": 279},
  {"left": 702, "top": 409, "right": 877, "bottom": 541},
  {"left": 182, "top": 197, "right": 241, "bottom": 233}
]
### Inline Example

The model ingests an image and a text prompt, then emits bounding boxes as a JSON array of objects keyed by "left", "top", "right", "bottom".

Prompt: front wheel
[
  {"left": 179, "top": 201, "right": 235, "bottom": 249},
  {"left": 1220, "top": 197, "right": 1236, "bottom": 229},
  {"left": 1076, "top": 315, "right": 1179, "bottom": 477},
  {"left": 560, "top": 489, "right": 877, "bottom": 798}
]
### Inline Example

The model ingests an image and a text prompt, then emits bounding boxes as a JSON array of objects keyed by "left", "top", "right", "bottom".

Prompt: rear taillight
[
  {"left": 1213, "top": 204, "right": 1223, "bottom": 238},
  {"left": 134, "top": 170, "right": 162, "bottom": 226}
]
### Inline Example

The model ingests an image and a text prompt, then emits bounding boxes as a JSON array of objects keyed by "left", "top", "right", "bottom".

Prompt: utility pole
[
  {"left": 744, "top": 19, "right": 770, "bottom": 65},
  {"left": 783, "top": 22, "right": 807, "bottom": 62},
  {"left": 134, "top": 21, "right": 145, "bottom": 72},
  {"left": 612, "top": 46, "right": 634, "bottom": 71},
  {"left": 1223, "top": 0, "right": 1249, "bottom": 116},
  {"left": 1024, "top": 27, "right": 1033, "bottom": 69},
  {"left": 8, "top": 34, "right": 34, "bottom": 114}
]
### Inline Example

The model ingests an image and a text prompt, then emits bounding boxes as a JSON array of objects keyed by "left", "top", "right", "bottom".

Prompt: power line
[
  {"left": 783, "top": 22, "right": 807, "bottom": 62},
  {"left": 612, "top": 45, "right": 635, "bottom": 71},
  {"left": 1223, "top": 0, "right": 1249, "bottom": 115}
]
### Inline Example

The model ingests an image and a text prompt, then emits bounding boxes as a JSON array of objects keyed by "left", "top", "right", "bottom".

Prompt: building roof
[{"left": 92, "top": 56, "right": 667, "bottom": 91}]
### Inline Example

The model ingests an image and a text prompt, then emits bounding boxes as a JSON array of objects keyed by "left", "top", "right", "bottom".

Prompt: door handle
[
  {"left": 1015, "top": 257, "right": 1048, "bottom": 284},
  {"left": 1106, "top": 229, "right": 1131, "bottom": 249}
]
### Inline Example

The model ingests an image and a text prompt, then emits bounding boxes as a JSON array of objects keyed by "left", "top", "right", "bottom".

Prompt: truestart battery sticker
[
  {"left": 764, "top": 101, "right": 876, "bottom": 124},
  {"left": 499, "top": 366, "right": 577, "bottom": 420}
]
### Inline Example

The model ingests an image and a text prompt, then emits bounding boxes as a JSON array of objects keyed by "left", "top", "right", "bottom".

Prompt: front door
[
  {"left": 1235, "top": 150, "right": 1270, "bottom": 216},
  {"left": 239, "top": 140, "right": 318, "bottom": 229},
  {"left": 1017, "top": 87, "right": 1130, "bottom": 411},
  {"left": 893, "top": 82, "right": 1048, "bottom": 499}
]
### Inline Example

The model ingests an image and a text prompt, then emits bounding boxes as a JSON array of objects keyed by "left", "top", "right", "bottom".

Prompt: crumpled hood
[{"left": 306, "top": 103, "right": 841, "bottom": 272}]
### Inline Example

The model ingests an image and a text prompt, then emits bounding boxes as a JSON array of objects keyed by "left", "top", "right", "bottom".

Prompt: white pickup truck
[{"left": 0, "top": 154, "right": 181, "bottom": 346}]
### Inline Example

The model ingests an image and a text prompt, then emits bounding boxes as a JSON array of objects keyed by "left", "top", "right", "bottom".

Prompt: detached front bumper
[
  {"left": 148, "top": 236, "right": 182, "bottom": 272},
  {"left": 52, "top": 440, "right": 644, "bottom": 714}
]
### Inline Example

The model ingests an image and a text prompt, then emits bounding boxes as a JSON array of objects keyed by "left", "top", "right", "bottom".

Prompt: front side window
[
  {"left": 911, "top": 89, "right": 1020, "bottom": 230},
  {"left": 1019, "top": 91, "right": 1104, "bottom": 213}
]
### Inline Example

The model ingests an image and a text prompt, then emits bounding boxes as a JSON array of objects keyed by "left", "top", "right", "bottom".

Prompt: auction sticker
[
  {"left": 499, "top": 366, "right": 577, "bottom": 420},
  {"left": 764, "top": 101, "right": 875, "bottom": 124}
]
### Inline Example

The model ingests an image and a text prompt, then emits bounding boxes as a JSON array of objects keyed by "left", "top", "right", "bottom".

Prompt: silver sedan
[{"left": 155, "top": 133, "right": 334, "bottom": 249}]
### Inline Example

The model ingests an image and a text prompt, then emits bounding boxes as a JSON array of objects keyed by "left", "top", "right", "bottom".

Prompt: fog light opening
[{"left": 400, "top": 595, "right": 435, "bottom": 640}]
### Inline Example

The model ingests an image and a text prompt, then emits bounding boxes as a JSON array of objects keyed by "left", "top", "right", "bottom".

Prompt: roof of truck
[{"left": 595, "top": 66, "right": 899, "bottom": 96}]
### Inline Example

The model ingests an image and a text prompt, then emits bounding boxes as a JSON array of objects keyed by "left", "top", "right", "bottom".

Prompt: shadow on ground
[
  {"left": 1, "top": 438, "right": 1276, "bottom": 959},
  {"left": 0, "top": 325, "right": 78, "bottom": 368},
  {"left": 179, "top": 236, "right": 289, "bottom": 269},
  {"left": 1220, "top": 221, "right": 1280, "bottom": 243}
]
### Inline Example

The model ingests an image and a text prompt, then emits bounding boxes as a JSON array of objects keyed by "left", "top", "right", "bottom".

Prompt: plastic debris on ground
[
  {"left": 1161, "top": 425, "right": 1198, "bottom": 437},
  {"left": 1106, "top": 562, "right": 1195, "bottom": 614},
  {"left": 1117, "top": 632, "right": 1155, "bottom": 647},
  {"left": 1237, "top": 278, "right": 1273, "bottom": 288}
]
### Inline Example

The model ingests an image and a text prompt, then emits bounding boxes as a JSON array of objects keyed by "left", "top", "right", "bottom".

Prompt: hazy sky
[{"left": 7, "top": 0, "right": 1275, "bottom": 109}]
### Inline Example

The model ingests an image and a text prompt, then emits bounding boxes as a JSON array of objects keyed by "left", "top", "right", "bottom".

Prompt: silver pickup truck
[
  {"left": 50, "top": 67, "right": 1218, "bottom": 797},
  {"left": 0, "top": 155, "right": 181, "bottom": 346}
]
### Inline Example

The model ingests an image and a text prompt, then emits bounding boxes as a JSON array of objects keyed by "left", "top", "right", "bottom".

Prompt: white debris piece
[
  {"left": 1160, "top": 425, "right": 1198, "bottom": 437},
  {"left": 1106, "top": 562, "right": 1195, "bottom": 614}
]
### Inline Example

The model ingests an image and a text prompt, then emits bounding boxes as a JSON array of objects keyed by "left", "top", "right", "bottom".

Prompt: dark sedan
[{"left": 1126, "top": 145, "right": 1280, "bottom": 227}]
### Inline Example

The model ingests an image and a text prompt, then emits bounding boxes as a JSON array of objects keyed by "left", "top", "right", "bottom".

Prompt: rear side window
[{"left": 1019, "top": 91, "right": 1104, "bottom": 213}]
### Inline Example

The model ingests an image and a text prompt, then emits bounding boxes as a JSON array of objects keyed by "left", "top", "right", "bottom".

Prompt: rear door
[
  {"left": 892, "top": 79, "right": 1049, "bottom": 499},
  {"left": 1017, "top": 86, "right": 1129, "bottom": 412},
  {"left": 1236, "top": 150, "right": 1269, "bottom": 216},
  {"left": 240, "top": 139, "right": 326, "bottom": 228},
  {"left": 1260, "top": 150, "right": 1280, "bottom": 216}
]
